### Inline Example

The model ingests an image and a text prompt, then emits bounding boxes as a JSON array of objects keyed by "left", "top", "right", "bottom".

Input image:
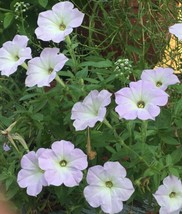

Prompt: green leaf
[
  {"left": 105, "top": 146, "right": 116, "bottom": 154},
  {"left": 76, "top": 67, "right": 88, "bottom": 78},
  {"left": 171, "top": 147, "right": 182, "bottom": 164},
  {"left": 168, "top": 167, "right": 179, "bottom": 177},
  {"left": 38, "top": 0, "right": 48, "bottom": 8},
  {"left": 3, "top": 12, "right": 14, "bottom": 29},
  {"left": 80, "top": 59, "right": 112, "bottom": 68},
  {"left": 161, "top": 136, "right": 180, "bottom": 145},
  {"left": 19, "top": 93, "right": 38, "bottom": 101},
  {"left": 165, "top": 155, "right": 172, "bottom": 166}
]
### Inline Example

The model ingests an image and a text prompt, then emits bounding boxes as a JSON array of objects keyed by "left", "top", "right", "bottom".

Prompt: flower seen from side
[
  {"left": 0, "top": 34, "right": 32, "bottom": 76},
  {"left": 71, "top": 90, "right": 112, "bottom": 131},
  {"left": 153, "top": 175, "right": 182, "bottom": 214},
  {"left": 25, "top": 48, "right": 68, "bottom": 87},
  {"left": 38, "top": 140, "right": 88, "bottom": 187},
  {"left": 35, "top": 1, "right": 84, "bottom": 43},
  {"left": 169, "top": 23, "right": 182, "bottom": 41},
  {"left": 17, "top": 148, "right": 48, "bottom": 197},
  {"left": 141, "top": 67, "right": 180, "bottom": 90},
  {"left": 84, "top": 161, "right": 134, "bottom": 214},
  {"left": 115, "top": 80, "right": 169, "bottom": 120}
]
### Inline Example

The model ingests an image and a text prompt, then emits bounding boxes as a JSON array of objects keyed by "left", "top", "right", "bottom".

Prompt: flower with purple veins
[
  {"left": 71, "top": 90, "right": 112, "bottom": 131},
  {"left": 17, "top": 148, "right": 48, "bottom": 197},
  {"left": 153, "top": 175, "right": 182, "bottom": 214},
  {"left": 141, "top": 67, "right": 180, "bottom": 90},
  {"left": 169, "top": 23, "right": 182, "bottom": 41},
  {"left": 0, "top": 34, "right": 32, "bottom": 76},
  {"left": 38, "top": 140, "right": 88, "bottom": 187},
  {"left": 115, "top": 80, "right": 169, "bottom": 120},
  {"left": 84, "top": 161, "right": 134, "bottom": 214},
  {"left": 25, "top": 48, "right": 68, "bottom": 87},
  {"left": 35, "top": 1, "right": 84, "bottom": 43}
]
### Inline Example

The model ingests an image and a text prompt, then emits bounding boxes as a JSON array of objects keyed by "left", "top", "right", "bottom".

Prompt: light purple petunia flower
[
  {"left": 71, "top": 90, "right": 112, "bottom": 131},
  {"left": 17, "top": 148, "right": 48, "bottom": 197},
  {"left": 84, "top": 161, "right": 134, "bottom": 214},
  {"left": 141, "top": 67, "right": 180, "bottom": 90},
  {"left": 115, "top": 80, "right": 169, "bottom": 120},
  {"left": 35, "top": 1, "right": 84, "bottom": 43},
  {"left": 3, "top": 143, "right": 11, "bottom": 152},
  {"left": 169, "top": 23, "right": 182, "bottom": 40},
  {"left": 153, "top": 175, "right": 182, "bottom": 214},
  {"left": 38, "top": 140, "right": 88, "bottom": 187},
  {"left": 0, "top": 34, "right": 32, "bottom": 76},
  {"left": 25, "top": 48, "right": 68, "bottom": 87}
]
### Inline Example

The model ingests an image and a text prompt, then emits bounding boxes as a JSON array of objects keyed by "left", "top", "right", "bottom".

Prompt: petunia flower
[
  {"left": 115, "top": 80, "right": 169, "bottom": 120},
  {"left": 71, "top": 90, "right": 112, "bottom": 131},
  {"left": 17, "top": 148, "right": 48, "bottom": 197},
  {"left": 169, "top": 23, "right": 182, "bottom": 41},
  {"left": 25, "top": 48, "right": 68, "bottom": 87},
  {"left": 35, "top": 1, "right": 84, "bottom": 43},
  {"left": 0, "top": 34, "right": 32, "bottom": 76},
  {"left": 38, "top": 140, "right": 88, "bottom": 187},
  {"left": 153, "top": 175, "right": 182, "bottom": 214},
  {"left": 141, "top": 67, "right": 180, "bottom": 90},
  {"left": 84, "top": 161, "right": 134, "bottom": 214},
  {"left": 3, "top": 143, "right": 11, "bottom": 152}
]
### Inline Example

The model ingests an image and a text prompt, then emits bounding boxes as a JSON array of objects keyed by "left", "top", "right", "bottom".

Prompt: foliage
[{"left": 0, "top": 0, "right": 181, "bottom": 213}]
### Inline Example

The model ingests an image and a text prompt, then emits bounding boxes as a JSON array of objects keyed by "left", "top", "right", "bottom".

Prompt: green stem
[
  {"left": 141, "top": 120, "right": 148, "bottom": 156},
  {"left": 21, "top": 62, "right": 28, "bottom": 70},
  {"left": 65, "top": 35, "right": 78, "bottom": 72},
  {"left": 0, "top": 7, "right": 12, "bottom": 12},
  {"left": 55, "top": 74, "right": 66, "bottom": 88},
  {"left": 103, "top": 119, "right": 151, "bottom": 169}
]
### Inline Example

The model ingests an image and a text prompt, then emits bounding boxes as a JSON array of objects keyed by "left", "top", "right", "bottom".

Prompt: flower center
[
  {"left": 59, "top": 160, "right": 67, "bottom": 167},
  {"left": 14, "top": 55, "right": 19, "bottom": 61},
  {"left": 169, "top": 191, "right": 176, "bottom": 198},
  {"left": 59, "top": 23, "right": 66, "bottom": 31},
  {"left": 137, "top": 101, "right": 145, "bottom": 108},
  {"left": 105, "top": 181, "right": 113, "bottom": 188},
  {"left": 48, "top": 68, "right": 53, "bottom": 74},
  {"left": 156, "top": 81, "right": 162, "bottom": 87}
]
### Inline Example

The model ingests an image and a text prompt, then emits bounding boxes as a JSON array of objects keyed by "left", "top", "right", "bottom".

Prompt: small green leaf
[
  {"left": 38, "top": 0, "right": 48, "bottom": 8},
  {"left": 161, "top": 136, "right": 179, "bottom": 145},
  {"left": 3, "top": 12, "right": 14, "bottom": 29},
  {"left": 80, "top": 59, "right": 112, "bottom": 68}
]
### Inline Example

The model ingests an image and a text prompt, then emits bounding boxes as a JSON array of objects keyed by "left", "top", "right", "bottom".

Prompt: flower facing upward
[
  {"left": 35, "top": 1, "right": 84, "bottom": 43},
  {"left": 141, "top": 67, "right": 180, "bottom": 90},
  {"left": 115, "top": 80, "right": 168, "bottom": 120},
  {"left": 84, "top": 162, "right": 134, "bottom": 214},
  {"left": 0, "top": 34, "right": 32, "bottom": 76},
  {"left": 153, "top": 175, "right": 182, "bottom": 214},
  {"left": 17, "top": 149, "right": 48, "bottom": 197},
  {"left": 38, "top": 140, "right": 88, "bottom": 187},
  {"left": 25, "top": 48, "right": 68, "bottom": 87},
  {"left": 71, "top": 90, "right": 112, "bottom": 131},
  {"left": 169, "top": 23, "right": 182, "bottom": 40}
]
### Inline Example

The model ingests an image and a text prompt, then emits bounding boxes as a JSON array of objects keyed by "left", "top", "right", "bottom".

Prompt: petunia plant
[{"left": 0, "top": 1, "right": 181, "bottom": 214}]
